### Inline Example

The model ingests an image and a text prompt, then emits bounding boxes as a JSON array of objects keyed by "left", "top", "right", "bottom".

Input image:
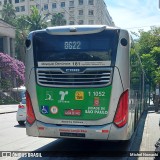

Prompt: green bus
[{"left": 25, "top": 25, "right": 148, "bottom": 140}]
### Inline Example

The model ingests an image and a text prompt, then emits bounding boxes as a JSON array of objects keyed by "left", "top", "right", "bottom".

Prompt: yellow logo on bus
[{"left": 75, "top": 91, "right": 84, "bottom": 100}]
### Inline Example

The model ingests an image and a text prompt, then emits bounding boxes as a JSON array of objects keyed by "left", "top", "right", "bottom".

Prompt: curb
[{"left": 0, "top": 111, "right": 17, "bottom": 115}]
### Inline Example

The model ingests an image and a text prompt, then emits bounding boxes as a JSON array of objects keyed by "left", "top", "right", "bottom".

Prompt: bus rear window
[{"left": 33, "top": 30, "right": 119, "bottom": 65}]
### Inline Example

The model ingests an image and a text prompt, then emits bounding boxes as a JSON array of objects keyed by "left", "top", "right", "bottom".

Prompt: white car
[{"left": 16, "top": 98, "right": 26, "bottom": 125}]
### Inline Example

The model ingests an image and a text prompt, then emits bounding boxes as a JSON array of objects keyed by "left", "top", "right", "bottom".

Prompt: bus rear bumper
[
  {"left": 26, "top": 120, "right": 130, "bottom": 140},
  {"left": 26, "top": 120, "right": 112, "bottom": 140}
]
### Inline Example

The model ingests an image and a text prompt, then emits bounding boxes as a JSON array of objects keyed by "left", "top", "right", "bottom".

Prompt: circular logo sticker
[{"left": 50, "top": 106, "right": 58, "bottom": 114}]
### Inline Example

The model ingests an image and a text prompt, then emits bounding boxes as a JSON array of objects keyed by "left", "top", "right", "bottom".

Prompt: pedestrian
[{"left": 153, "top": 91, "right": 155, "bottom": 105}]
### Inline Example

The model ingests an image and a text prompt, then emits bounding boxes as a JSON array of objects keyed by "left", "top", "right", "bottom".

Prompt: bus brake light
[
  {"left": 26, "top": 91, "right": 36, "bottom": 125},
  {"left": 114, "top": 90, "right": 128, "bottom": 128}
]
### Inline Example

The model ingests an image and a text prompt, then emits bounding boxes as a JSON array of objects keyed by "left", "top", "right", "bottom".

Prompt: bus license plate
[
  {"left": 60, "top": 132, "right": 85, "bottom": 137},
  {"left": 64, "top": 109, "right": 81, "bottom": 116}
]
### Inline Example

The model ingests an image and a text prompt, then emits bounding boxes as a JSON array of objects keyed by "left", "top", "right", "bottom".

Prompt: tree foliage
[
  {"left": 136, "top": 27, "right": 160, "bottom": 87},
  {"left": 150, "top": 47, "right": 160, "bottom": 66},
  {"left": 141, "top": 53, "right": 157, "bottom": 86},
  {"left": 51, "top": 13, "right": 66, "bottom": 26},
  {"left": 0, "top": 52, "right": 25, "bottom": 90},
  {"left": 15, "top": 15, "right": 30, "bottom": 61},
  {"left": 138, "top": 28, "right": 160, "bottom": 55},
  {"left": 27, "top": 6, "right": 48, "bottom": 31},
  {"left": 155, "top": 67, "right": 160, "bottom": 85},
  {"left": 1, "top": 3, "right": 16, "bottom": 25}
]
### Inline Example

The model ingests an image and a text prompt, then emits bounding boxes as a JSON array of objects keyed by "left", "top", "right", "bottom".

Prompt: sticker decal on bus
[
  {"left": 64, "top": 109, "right": 81, "bottom": 116},
  {"left": 41, "top": 106, "right": 49, "bottom": 114},
  {"left": 45, "top": 91, "right": 54, "bottom": 101},
  {"left": 61, "top": 120, "right": 84, "bottom": 124},
  {"left": 58, "top": 91, "right": 70, "bottom": 103},
  {"left": 50, "top": 106, "right": 58, "bottom": 114},
  {"left": 85, "top": 106, "right": 108, "bottom": 115},
  {"left": 75, "top": 91, "right": 84, "bottom": 100},
  {"left": 94, "top": 97, "right": 100, "bottom": 106},
  {"left": 36, "top": 85, "right": 111, "bottom": 120},
  {"left": 59, "top": 129, "right": 87, "bottom": 133}
]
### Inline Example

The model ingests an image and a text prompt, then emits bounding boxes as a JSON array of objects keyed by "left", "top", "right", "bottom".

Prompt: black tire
[{"left": 18, "top": 121, "right": 25, "bottom": 125}]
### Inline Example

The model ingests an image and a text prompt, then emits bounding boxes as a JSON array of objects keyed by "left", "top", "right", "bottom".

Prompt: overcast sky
[{"left": 105, "top": 0, "right": 160, "bottom": 33}]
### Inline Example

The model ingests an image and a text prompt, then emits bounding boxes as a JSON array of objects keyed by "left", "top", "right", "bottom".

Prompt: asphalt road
[{"left": 0, "top": 107, "right": 159, "bottom": 160}]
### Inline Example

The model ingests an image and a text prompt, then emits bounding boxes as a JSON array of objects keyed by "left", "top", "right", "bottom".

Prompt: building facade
[
  {"left": 0, "top": 19, "right": 15, "bottom": 57},
  {"left": 0, "top": 0, "right": 115, "bottom": 26}
]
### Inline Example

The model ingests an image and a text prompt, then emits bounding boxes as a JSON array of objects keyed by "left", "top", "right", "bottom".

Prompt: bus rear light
[
  {"left": 114, "top": 90, "right": 129, "bottom": 128},
  {"left": 26, "top": 91, "right": 36, "bottom": 125}
]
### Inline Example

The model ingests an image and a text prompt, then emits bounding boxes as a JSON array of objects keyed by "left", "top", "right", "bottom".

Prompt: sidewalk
[{"left": 0, "top": 104, "right": 18, "bottom": 114}]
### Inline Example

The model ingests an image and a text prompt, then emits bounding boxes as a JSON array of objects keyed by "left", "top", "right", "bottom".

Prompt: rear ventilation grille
[{"left": 36, "top": 68, "right": 113, "bottom": 88}]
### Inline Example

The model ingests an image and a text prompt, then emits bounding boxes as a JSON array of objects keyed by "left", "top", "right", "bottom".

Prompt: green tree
[
  {"left": 138, "top": 27, "right": 160, "bottom": 56},
  {"left": 1, "top": 3, "right": 16, "bottom": 25},
  {"left": 155, "top": 67, "right": 160, "bottom": 85},
  {"left": 135, "top": 27, "right": 160, "bottom": 88},
  {"left": 51, "top": 13, "right": 66, "bottom": 26},
  {"left": 15, "top": 6, "right": 49, "bottom": 61},
  {"left": 141, "top": 53, "right": 157, "bottom": 86},
  {"left": 15, "top": 15, "right": 30, "bottom": 61},
  {"left": 150, "top": 47, "right": 160, "bottom": 66},
  {"left": 27, "top": 6, "right": 48, "bottom": 31}
]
